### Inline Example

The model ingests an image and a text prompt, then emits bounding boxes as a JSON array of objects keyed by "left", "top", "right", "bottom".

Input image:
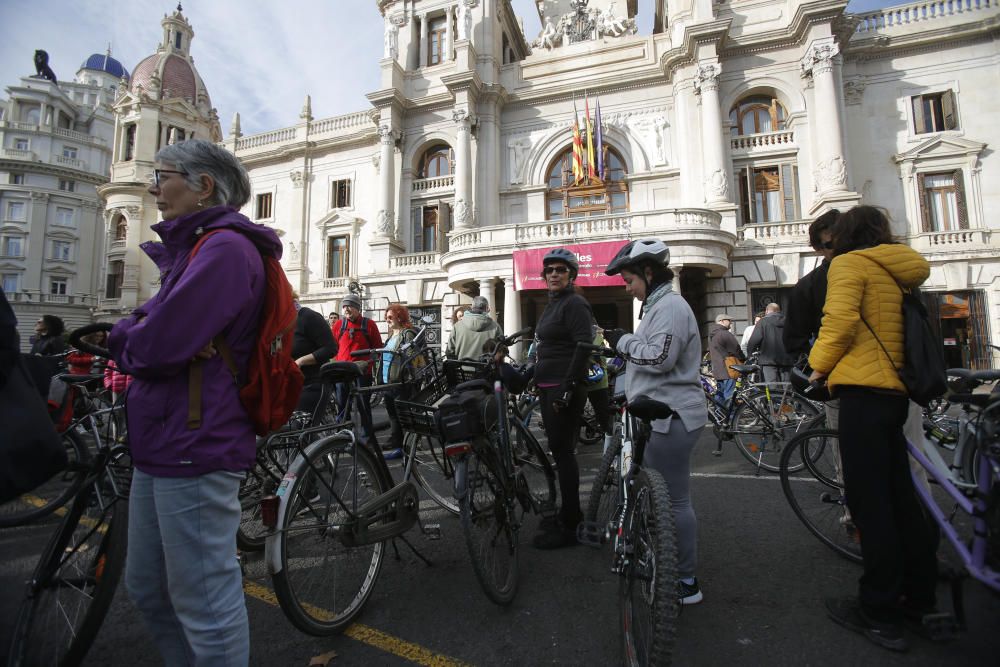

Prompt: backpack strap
[{"left": 855, "top": 254, "right": 904, "bottom": 372}]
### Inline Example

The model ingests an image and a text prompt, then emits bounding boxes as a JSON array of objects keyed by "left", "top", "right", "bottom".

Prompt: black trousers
[
  {"left": 586, "top": 386, "right": 613, "bottom": 435},
  {"left": 538, "top": 385, "right": 587, "bottom": 525},
  {"left": 838, "top": 387, "right": 939, "bottom": 622}
]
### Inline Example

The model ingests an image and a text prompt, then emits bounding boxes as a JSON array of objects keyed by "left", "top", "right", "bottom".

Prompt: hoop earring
[{"left": 197, "top": 199, "right": 204, "bottom": 208}]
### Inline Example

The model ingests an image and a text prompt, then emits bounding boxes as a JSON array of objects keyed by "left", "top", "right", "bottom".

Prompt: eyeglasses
[
  {"left": 151, "top": 169, "right": 187, "bottom": 187},
  {"left": 821, "top": 241, "right": 834, "bottom": 250},
  {"left": 543, "top": 265, "right": 570, "bottom": 275}
]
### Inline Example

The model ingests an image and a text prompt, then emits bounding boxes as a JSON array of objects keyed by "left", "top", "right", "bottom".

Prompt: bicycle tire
[
  {"left": 779, "top": 429, "right": 863, "bottom": 563},
  {"left": 271, "top": 436, "right": 389, "bottom": 635},
  {"left": 459, "top": 445, "right": 519, "bottom": 605},
  {"left": 8, "top": 482, "right": 128, "bottom": 667},
  {"left": 509, "top": 417, "right": 557, "bottom": 513},
  {"left": 732, "top": 390, "right": 821, "bottom": 472},
  {"left": 584, "top": 438, "right": 623, "bottom": 528},
  {"left": 0, "top": 429, "right": 90, "bottom": 528},
  {"left": 404, "top": 432, "right": 460, "bottom": 515},
  {"left": 518, "top": 397, "right": 547, "bottom": 451},
  {"left": 236, "top": 460, "right": 272, "bottom": 552},
  {"left": 621, "top": 467, "right": 678, "bottom": 667}
]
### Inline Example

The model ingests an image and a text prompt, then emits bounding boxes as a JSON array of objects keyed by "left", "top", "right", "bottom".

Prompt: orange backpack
[{"left": 186, "top": 230, "right": 303, "bottom": 436}]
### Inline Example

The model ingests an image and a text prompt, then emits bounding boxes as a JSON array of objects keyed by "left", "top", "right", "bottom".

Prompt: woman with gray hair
[{"left": 108, "top": 138, "right": 280, "bottom": 666}]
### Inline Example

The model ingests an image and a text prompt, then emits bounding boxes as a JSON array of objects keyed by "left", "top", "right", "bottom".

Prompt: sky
[{"left": 0, "top": 0, "right": 887, "bottom": 138}]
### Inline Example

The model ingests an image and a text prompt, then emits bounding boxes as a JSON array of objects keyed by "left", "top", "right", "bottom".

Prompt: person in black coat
[
  {"left": 291, "top": 298, "right": 339, "bottom": 423},
  {"left": 783, "top": 210, "right": 839, "bottom": 356},
  {"left": 30, "top": 314, "right": 66, "bottom": 356},
  {"left": 747, "top": 303, "right": 797, "bottom": 382}
]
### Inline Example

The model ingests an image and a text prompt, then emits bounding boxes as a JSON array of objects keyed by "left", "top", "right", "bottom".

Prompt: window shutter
[
  {"left": 326, "top": 237, "right": 334, "bottom": 279},
  {"left": 942, "top": 91, "right": 957, "bottom": 130},
  {"left": 448, "top": 148, "right": 455, "bottom": 175},
  {"left": 738, "top": 167, "right": 752, "bottom": 225},
  {"left": 345, "top": 180, "right": 352, "bottom": 207},
  {"left": 917, "top": 175, "right": 932, "bottom": 232},
  {"left": 437, "top": 201, "right": 451, "bottom": 253},
  {"left": 411, "top": 206, "right": 423, "bottom": 252},
  {"left": 781, "top": 164, "right": 796, "bottom": 221},
  {"left": 953, "top": 169, "right": 968, "bottom": 230},
  {"left": 911, "top": 96, "right": 925, "bottom": 134}
]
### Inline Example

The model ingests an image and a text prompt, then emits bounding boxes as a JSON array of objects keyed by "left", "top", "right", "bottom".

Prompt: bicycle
[
  {"left": 7, "top": 323, "right": 132, "bottom": 667},
  {"left": 780, "top": 368, "right": 1000, "bottom": 631},
  {"left": 579, "top": 392, "right": 680, "bottom": 666}
]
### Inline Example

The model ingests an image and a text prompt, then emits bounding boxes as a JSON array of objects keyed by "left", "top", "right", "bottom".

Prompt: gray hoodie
[
  {"left": 617, "top": 283, "right": 705, "bottom": 434},
  {"left": 446, "top": 311, "right": 503, "bottom": 360}
]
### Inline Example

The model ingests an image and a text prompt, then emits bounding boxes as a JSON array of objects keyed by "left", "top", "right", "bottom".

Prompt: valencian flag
[
  {"left": 571, "top": 97, "right": 585, "bottom": 184},
  {"left": 595, "top": 96, "right": 605, "bottom": 180},
  {"left": 585, "top": 95, "right": 596, "bottom": 180}
]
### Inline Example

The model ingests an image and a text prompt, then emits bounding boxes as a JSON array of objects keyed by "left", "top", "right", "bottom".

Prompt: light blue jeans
[{"left": 126, "top": 468, "right": 249, "bottom": 667}]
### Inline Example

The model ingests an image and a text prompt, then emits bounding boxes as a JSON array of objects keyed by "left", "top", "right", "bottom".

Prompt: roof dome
[
  {"left": 80, "top": 52, "right": 130, "bottom": 79},
  {"left": 131, "top": 53, "right": 200, "bottom": 101}
]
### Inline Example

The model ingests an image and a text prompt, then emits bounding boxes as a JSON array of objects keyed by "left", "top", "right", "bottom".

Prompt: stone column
[
  {"left": 445, "top": 6, "right": 454, "bottom": 62},
  {"left": 670, "top": 265, "right": 683, "bottom": 295},
  {"left": 478, "top": 277, "right": 496, "bottom": 310},
  {"left": 695, "top": 60, "right": 729, "bottom": 205},
  {"left": 375, "top": 124, "right": 398, "bottom": 240},
  {"left": 419, "top": 14, "right": 429, "bottom": 68},
  {"left": 802, "top": 39, "right": 848, "bottom": 194},
  {"left": 503, "top": 279, "right": 522, "bottom": 357},
  {"left": 453, "top": 109, "right": 475, "bottom": 229}
]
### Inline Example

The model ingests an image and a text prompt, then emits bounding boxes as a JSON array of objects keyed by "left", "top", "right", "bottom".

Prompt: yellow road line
[{"left": 242, "top": 580, "right": 471, "bottom": 667}]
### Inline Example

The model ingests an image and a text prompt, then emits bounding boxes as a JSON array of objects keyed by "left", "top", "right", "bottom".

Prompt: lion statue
[{"left": 34, "top": 50, "right": 57, "bottom": 83}]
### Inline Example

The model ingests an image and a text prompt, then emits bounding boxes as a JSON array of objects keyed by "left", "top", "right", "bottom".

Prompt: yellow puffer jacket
[{"left": 808, "top": 243, "right": 930, "bottom": 393}]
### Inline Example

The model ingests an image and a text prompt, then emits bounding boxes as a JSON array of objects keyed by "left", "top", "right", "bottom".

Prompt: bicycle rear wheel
[
  {"left": 621, "top": 467, "right": 678, "bottom": 667},
  {"left": 509, "top": 417, "right": 557, "bottom": 513},
  {"left": 271, "top": 436, "right": 389, "bottom": 635},
  {"left": 732, "top": 390, "right": 821, "bottom": 472},
  {"left": 585, "top": 439, "right": 622, "bottom": 530},
  {"left": 0, "top": 429, "right": 90, "bottom": 528},
  {"left": 459, "top": 446, "right": 519, "bottom": 605},
  {"left": 403, "top": 432, "right": 460, "bottom": 515},
  {"left": 8, "top": 482, "right": 128, "bottom": 667},
  {"left": 779, "top": 429, "right": 862, "bottom": 563}
]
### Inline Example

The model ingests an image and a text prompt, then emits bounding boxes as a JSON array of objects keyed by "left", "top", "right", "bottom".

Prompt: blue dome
[{"left": 80, "top": 53, "right": 130, "bottom": 80}]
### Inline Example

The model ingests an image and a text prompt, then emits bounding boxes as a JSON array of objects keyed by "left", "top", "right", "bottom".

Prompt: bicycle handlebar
[{"left": 69, "top": 323, "right": 114, "bottom": 359}]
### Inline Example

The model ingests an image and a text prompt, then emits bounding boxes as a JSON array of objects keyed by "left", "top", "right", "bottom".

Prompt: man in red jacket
[{"left": 333, "top": 294, "right": 383, "bottom": 420}]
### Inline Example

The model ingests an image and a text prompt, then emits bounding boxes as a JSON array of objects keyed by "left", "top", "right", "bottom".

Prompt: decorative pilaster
[
  {"left": 445, "top": 5, "right": 454, "bottom": 61},
  {"left": 694, "top": 60, "right": 729, "bottom": 205},
  {"left": 802, "top": 39, "right": 847, "bottom": 194},
  {"left": 419, "top": 14, "right": 429, "bottom": 68},
  {"left": 453, "top": 109, "right": 476, "bottom": 230},
  {"left": 375, "top": 124, "right": 400, "bottom": 240}
]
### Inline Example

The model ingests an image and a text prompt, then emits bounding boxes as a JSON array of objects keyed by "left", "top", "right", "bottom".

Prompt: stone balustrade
[
  {"left": 1, "top": 148, "right": 35, "bottom": 161},
  {"left": 54, "top": 154, "right": 86, "bottom": 170},
  {"left": 412, "top": 175, "right": 455, "bottom": 193},
  {"left": 389, "top": 251, "right": 441, "bottom": 271},
  {"left": 855, "top": 0, "right": 996, "bottom": 34},
  {"left": 310, "top": 111, "right": 373, "bottom": 136},
  {"left": 6, "top": 292, "right": 97, "bottom": 306},
  {"left": 322, "top": 277, "right": 350, "bottom": 290},
  {"left": 0, "top": 120, "right": 38, "bottom": 132},
  {"left": 737, "top": 220, "right": 811, "bottom": 244},
  {"left": 110, "top": 240, "right": 126, "bottom": 250},
  {"left": 235, "top": 127, "right": 297, "bottom": 150},
  {"left": 912, "top": 228, "right": 993, "bottom": 250},
  {"left": 730, "top": 130, "right": 795, "bottom": 153},
  {"left": 235, "top": 111, "right": 374, "bottom": 152},
  {"left": 52, "top": 126, "right": 106, "bottom": 144},
  {"left": 1, "top": 121, "right": 107, "bottom": 145}
]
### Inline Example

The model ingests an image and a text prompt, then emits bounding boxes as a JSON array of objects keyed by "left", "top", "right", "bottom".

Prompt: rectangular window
[
  {"left": 255, "top": 192, "right": 273, "bottom": 220},
  {"left": 429, "top": 16, "right": 447, "bottom": 65},
  {"left": 55, "top": 207, "right": 75, "bottom": 227},
  {"left": 737, "top": 164, "right": 800, "bottom": 225},
  {"left": 124, "top": 124, "right": 137, "bottom": 161},
  {"left": 50, "top": 278, "right": 68, "bottom": 295},
  {"left": 919, "top": 170, "right": 968, "bottom": 232},
  {"left": 410, "top": 204, "right": 444, "bottom": 252},
  {"left": 331, "top": 179, "right": 352, "bottom": 208},
  {"left": 912, "top": 91, "right": 957, "bottom": 134},
  {"left": 62, "top": 145, "right": 78, "bottom": 159},
  {"left": 2, "top": 236, "right": 24, "bottom": 257},
  {"left": 326, "top": 235, "right": 349, "bottom": 279},
  {"left": 10, "top": 173, "right": 24, "bottom": 185},
  {"left": 7, "top": 201, "right": 26, "bottom": 221},
  {"left": 51, "top": 240, "right": 73, "bottom": 261},
  {"left": 2, "top": 273, "right": 18, "bottom": 293},
  {"left": 14, "top": 138, "right": 29, "bottom": 151},
  {"left": 58, "top": 179, "right": 75, "bottom": 192},
  {"left": 106, "top": 260, "right": 124, "bottom": 299}
]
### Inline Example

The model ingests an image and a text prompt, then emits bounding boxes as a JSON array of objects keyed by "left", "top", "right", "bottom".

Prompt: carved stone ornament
[
  {"left": 124, "top": 205, "right": 142, "bottom": 217},
  {"left": 704, "top": 168, "right": 729, "bottom": 202},
  {"left": 377, "top": 124, "right": 399, "bottom": 145},
  {"left": 375, "top": 209, "right": 395, "bottom": 236},
  {"left": 843, "top": 79, "right": 866, "bottom": 106},
  {"left": 452, "top": 109, "right": 475, "bottom": 130},
  {"left": 801, "top": 41, "right": 840, "bottom": 79},
  {"left": 289, "top": 170, "right": 305, "bottom": 188},
  {"left": 454, "top": 198, "right": 471, "bottom": 228},
  {"left": 813, "top": 156, "right": 848, "bottom": 192},
  {"left": 287, "top": 241, "right": 300, "bottom": 265},
  {"left": 371, "top": 152, "right": 381, "bottom": 174},
  {"left": 694, "top": 62, "right": 722, "bottom": 94},
  {"left": 507, "top": 137, "right": 531, "bottom": 185},
  {"left": 457, "top": 0, "right": 476, "bottom": 41},
  {"left": 383, "top": 15, "right": 399, "bottom": 59}
]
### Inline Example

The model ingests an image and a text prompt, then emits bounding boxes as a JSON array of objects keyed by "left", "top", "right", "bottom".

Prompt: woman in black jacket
[
  {"left": 532, "top": 248, "right": 594, "bottom": 549},
  {"left": 291, "top": 297, "right": 338, "bottom": 423}
]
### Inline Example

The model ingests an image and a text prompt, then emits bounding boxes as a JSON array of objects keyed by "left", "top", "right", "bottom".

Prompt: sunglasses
[
  {"left": 821, "top": 241, "right": 834, "bottom": 250},
  {"left": 151, "top": 169, "right": 187, "bottom": 187},
  {"left": 544, "top": 265, "right": 570, "bottom": 275}
]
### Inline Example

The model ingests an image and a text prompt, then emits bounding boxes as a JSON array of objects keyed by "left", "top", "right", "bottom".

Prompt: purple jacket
[{"left": 108, "top": 206, "right": 282, "bottom": 477}]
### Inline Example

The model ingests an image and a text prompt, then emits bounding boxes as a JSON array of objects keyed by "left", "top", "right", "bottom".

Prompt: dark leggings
[
  {"left": 538, "top": 385, "right": 587, "bottom": 525},
  {"left": 586, "top": 386, "right": 613, "bottom": 434}
]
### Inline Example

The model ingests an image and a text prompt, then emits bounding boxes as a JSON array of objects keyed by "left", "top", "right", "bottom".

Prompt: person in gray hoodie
[
  {"left": 445, "top": 296, "right": 502, "bottom": 360},
  {"left": 603, "top": 238, "right": 707, "bottom": 606}
]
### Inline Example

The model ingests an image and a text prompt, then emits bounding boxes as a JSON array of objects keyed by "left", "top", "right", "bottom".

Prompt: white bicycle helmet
[{"left": 605, "top": 238, "right": 670, "bottom": 276}]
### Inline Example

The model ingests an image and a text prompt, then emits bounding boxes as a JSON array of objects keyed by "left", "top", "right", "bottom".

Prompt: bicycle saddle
[
  {"left": 730, "top": 364, "right": 759, "bottom": 374},
  {"left": 627, "top": 395, "right": 674, "bottom": 421},
  {"left": 319, "top": 361, "right": 364, "bottom": 384},
  {"left": 58, "top": 373, "right": 104, "bottom": 386}
]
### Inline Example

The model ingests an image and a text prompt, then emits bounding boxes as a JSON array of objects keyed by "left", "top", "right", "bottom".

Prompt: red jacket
[{"left": 333, "top": 315, "right": 383, "bottom": 375}]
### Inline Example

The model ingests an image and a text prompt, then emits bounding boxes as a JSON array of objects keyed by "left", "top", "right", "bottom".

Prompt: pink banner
[{"left": 513, "top": 240, "right": 629, "bottom": 290}]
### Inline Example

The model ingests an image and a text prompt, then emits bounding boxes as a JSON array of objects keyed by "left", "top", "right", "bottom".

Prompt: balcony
[
  {"left": 412, "top": 175, "right": 455, "bottom": 194},
  {"left": 389, "top": 251, "right": 442, "bottom": 273},
  {"left": 322, "top": 277, "right": 350, "bottom": 290},
  {"left": 0, "top": 121, "right": 107, "bottom": 146},
  {"left": 855, "top": 0, "right": 1000, "bottom": 37},
  {"left": 730, "top": 131, "right": 795, "bottom": 156},
  {"left": 737, "top": 220, "right": 811, "bottom": 246},
  {"left": 109, "top": 240, "right": 127, "bottom": 251},
  {"left": 1, "top": 148, "right": 36, "bottom": 161},
  {"left": 54, "top": 154, "right": 87, "bottom": 170},
  {"left": 910, "top": 228, "right": 995, "bottom": 253}
]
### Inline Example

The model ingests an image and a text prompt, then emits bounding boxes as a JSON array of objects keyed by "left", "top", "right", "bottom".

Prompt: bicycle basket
[{"left": 394, "top": 372, "right": 450, "bottom": 437}]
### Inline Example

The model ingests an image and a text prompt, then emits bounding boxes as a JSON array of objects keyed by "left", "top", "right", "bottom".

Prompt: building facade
[
  {"left": 99, "top": 0, "right": 1000, "bottom": 367},
  {"left": 0, "top": 50, "right": 125, "bottom": 346}
]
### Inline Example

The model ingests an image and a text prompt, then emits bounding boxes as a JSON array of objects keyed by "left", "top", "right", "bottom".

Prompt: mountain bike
[{"left": 7, "top": 323, "right": 131, "bottom": 667}]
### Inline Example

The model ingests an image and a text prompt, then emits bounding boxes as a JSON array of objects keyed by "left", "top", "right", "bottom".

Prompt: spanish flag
[
  {"left": 585, "top": 95, "right": 596, "bottom": 181},
  {"left": 571, "top": 98, "right": 584, "bottom": 184}
]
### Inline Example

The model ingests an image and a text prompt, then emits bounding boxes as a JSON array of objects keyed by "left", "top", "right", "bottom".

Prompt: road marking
[
  {"left": 692, "top": 471, "right": 820, "bottom": 482},
  {"left": 242, "top": 580, "right": 471, "bottom": 666}
]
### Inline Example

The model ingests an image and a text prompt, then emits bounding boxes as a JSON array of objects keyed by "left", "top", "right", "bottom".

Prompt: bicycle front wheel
[
  {"left": 0, "top": 429, "right": 90, "bottom": 528},
  {"left": 403, "top": 432, "right": 460, "bottom": 516},
  {"left": 459, "top": 446, "right": 519, "bottom": 605},
  {"left": 779, "top": 429, "right": 862, "bottom": 563},
  {"left": 271, "top": 436, "right": 389, "bottom": 635},
  {"left": 8, "top": 483, "right": 128, "bottom": 667},
  {"left": 585, "top": 438, "right": 622, "bottom": 531},
  {"left": 509, "top": 417, "right": 557, "bottom": 513},
  {"left": 621, "top": 467, "right": 678, "bottom": 667}
]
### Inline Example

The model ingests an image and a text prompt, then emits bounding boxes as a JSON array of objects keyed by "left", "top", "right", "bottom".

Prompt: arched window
[
  {"left": 729, "top": 95, "right": 786, "bottom": 136},
  {"left": 419, "top": 145, "right": 453, "bottom": 178},
  {"left": 546, "top": 145, "right": 628, "bottom": 220}
]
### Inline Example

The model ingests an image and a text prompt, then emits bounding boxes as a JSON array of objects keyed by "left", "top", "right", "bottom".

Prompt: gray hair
[
  {"left": 155, "top": 139, "right": 251, "bottom": 209},
  {"left": 470, "top": 296, "right": 489, "bottom": 314}
]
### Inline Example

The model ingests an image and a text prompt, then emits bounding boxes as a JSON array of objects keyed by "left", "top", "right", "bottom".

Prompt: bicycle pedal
[
  {"left": 576, "top": 521, "right": 606, "bottom": 548},
  {"left": 422, "top": 523, "right": 442, "bottom": 540},
  {"left": 912, "top": 611, "right": 961, "bottom": 642}
]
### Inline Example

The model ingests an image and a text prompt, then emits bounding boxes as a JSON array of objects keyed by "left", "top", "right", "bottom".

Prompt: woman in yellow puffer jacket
[{"left": 808, "top": 206, "right": 939, "bottom": 652}]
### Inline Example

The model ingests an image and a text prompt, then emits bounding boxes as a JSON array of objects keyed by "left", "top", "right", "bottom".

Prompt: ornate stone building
[{"left": 98, "top": 0, "right": 1000, "bottom": 367}]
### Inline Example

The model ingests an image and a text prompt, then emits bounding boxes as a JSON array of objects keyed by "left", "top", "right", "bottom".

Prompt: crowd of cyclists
[{"left": 1, "top": 136, "right": 987, "bottom": 664}]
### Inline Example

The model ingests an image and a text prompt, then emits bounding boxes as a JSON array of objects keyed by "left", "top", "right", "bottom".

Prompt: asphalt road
[{"left": 2, "top": 422, "right": 998, "bottom": 666}]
